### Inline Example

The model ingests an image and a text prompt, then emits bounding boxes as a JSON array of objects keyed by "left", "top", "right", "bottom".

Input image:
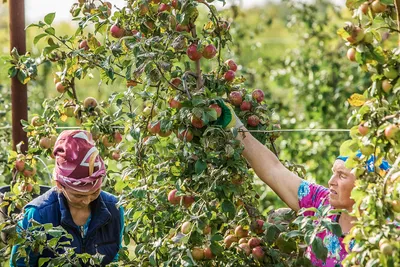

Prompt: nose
[{"left": 328, "top": 174, "right": 338, "bottom": 187}]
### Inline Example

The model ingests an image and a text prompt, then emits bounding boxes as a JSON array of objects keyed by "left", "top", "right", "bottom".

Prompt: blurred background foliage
[{"left": 0, "top": 0, "right": 385, "bottom": 214}]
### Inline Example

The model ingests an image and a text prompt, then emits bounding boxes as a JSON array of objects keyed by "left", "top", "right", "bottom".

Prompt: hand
[{"left": 214, "top": 99, "right": 244, "bottom": 129}]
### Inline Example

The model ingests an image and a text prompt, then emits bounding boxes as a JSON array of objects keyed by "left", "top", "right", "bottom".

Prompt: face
[
  {"left": 58, "top": 183, "right": 101, "bottom": 209},
  {"left": 328, "top": 160, "right": 356, "bottom": 211}
]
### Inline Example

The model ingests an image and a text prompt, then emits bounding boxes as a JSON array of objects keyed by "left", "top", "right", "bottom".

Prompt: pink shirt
[{"left": 297, "top": 181, "right": 355, "bottom": 267}]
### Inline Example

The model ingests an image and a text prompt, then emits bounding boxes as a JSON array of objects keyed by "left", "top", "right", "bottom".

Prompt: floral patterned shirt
[{"left": 298, "top": 180, "right": 354, "bottom": 267}]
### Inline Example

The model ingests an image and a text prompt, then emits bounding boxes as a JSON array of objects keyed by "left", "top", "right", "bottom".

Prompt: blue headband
[{"left": 337, "top": 151, "right": 390, "bottom": 173}]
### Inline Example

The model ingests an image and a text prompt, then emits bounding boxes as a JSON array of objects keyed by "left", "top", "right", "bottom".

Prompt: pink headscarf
[{"left": 53, "top": 130, "right": 105, "bottom": 192}]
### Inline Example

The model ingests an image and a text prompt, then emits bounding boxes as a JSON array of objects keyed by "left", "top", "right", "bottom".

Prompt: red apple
[
  {"left": 248, "top": 237, "right": 261, "bottom": 248},
  {"left": 229, "top": 91, "right": 243, "bottom": 106},
  {"left": 358, "top": 124, "right": 369, "bottom": 136},
  {"left": 191, "top": 247, "right": 204, "bottom": 260},
  {"left": 15, "top": 157, "right": 25, "bottom": 172},
  {"left": 191, "top": 116, "right": 204, "bottom": 128},
  {"left": 170, "top": 77, "right": 182, "bottom": 87},
  {"left": 235, "top": 226, "right": 249, "bottom": 238},
  {"left": 39, "top": 137, "right": 51, "bottom": 149},
  {"left": 385, "top": 124, "right": 398, "bottom": 140},
  {"left": 347, "top": 48, "right": 356, "bottom": 62},
  {"left": 168, "top": 98, "right": 182, "bottom": 109},
  {"left": 148, "top": 121, "right": 161, "bottom": 134},
  {"left": 56, "top": 82, "right": 66, "bottom": 93},
  {"left": 225, "top": 59, "right": 238, "bottom": 72},
  {"left": 239, "top": 237, "right": 249, "bottom": 244},
  {"left": 176, "top": 24, "right": 190, "bottom": 32},
  {"left": 382, "top": 79, "right": 393, "bottom": 93},
  {"left": 126, "top": 80, "right": 137, "bottom": 87},
  {"left": 102, "top": 135, "right": 115, "bottom": 147},
  {"left": 171, "top": 0, "right": 179, "bottom": 9},
  {"left": 20, "top": 183, "right": 33, "bottom": 193},
  {"left": 158, "top": 3, "right": 171, "bottom": 13},
  {"left": 360, "top": 2, "right": 369, "bottom": 14},
  {"left": 224, "top": 70, "right": 235, "bottom": 82},
  {"left": 83, "top": 97, "right": 98, "bottom": 109},
  {"left": 224, "top": 234, "right": 238, "bottom": 248},
  {"left": 252, "top": 246, "right": 264, "bottom": 260},
  {"left": 252, "top": 89, "right": 265, "bottom": 103},
  {"left": 203, "top": 247, "right": 214, "bottom": 259},
  {"left": 187, "top": 44, "right": 202, "bottom": 61},
  {"left": 112, "top": 151, "right": 121, "bottom": 161},
  {"left": 158, "top": 129, "right": 172, "bottom": 137},
  {"left": 23, "top": 166, "right": 36, "bottom": 177},
  {"left": 371, "top": 0, "right": 387, "bottom": 13},
  {"left": 203, "top": 225, "right": 211, "bottom": 235},
  {"left": 178, "top": 129, "right": 193, "bottom": 142},
  {"left": 202, "top": 44, "right": 217, "bottom": 59},
  {"left": 240, "top": 101, "right": 252, "bottom": 111},
  {"left": 79, "top": 40, "right": 89, "bottom": 50},
  {"left": 183, "top": 195, "right": 195, "bottom": 208},
  {"left": 181, "top": 221, "right": 192, "bottom": 234},
  {"left": 114, "top": 132, "right": 123, "bottom": 143},
  {"left": 209, "top": 104, "right": 222, "bottom": 118},
  {"left": 238, "top": 243, "right": 251, "bottom": 256},
  {"left": 247, "top": 115, "right": 260, "bottom": 127},
  {"left": 168, "top": 189, "right": 182, "bottom": 205},
  {"left": 251, "top": 219, "right": 264, "bottom": 234},
  {"left": 110, "top": 24, "right": 125, "bottom": 38}
]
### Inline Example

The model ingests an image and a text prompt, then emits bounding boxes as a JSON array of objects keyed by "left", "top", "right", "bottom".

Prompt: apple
[
  {"left": 39, "top": 137, "right": 52, "bottom": 149},
  {"left": 247, "top": 115, "right": 260, "bottom": 127},
  {"left": 251, "top": 219, "right": 264, "bottom": 234},
  {"left": 168, "top": 98, "right": 182, "bottom": 109},
  {"left": 358, "top": 124, "right": 369, "bottom": 136},
  {"left": 392, "top": 200, "right": 400, "bottom": 213},
  {"left": 252, "top": 246, "right": 264, "bottom": 261},
  {"left": 170, "top": 78, "right": 182, "bottom": 88},
  {"left": 203, "top": 225, "right": 211, "bottom": 235},
  {"left": 15, "top": 157, "right": 25, "bottom": 172},
  {"left": 31, "top": 116, "right": 43, "bottom": 127},
  {"left": 382, "top": 79, "right": 392, "bottom": 93},
  {"left": 158, "top": 3, "right": 171, "bottom": 13},
  {"left": 347, "top": 48, "right": 356, "bottom": 62},
  {"left": 158, "top": 129, "right": 172, "bottom": 137},
  {"left": 171, "top": 0, "right": 179, "bottom": 9},
  {"left": 229, "top": 91, "right": 243, "bottom": 106},
  {"left": 371, "top": 0, "right": 387, "bottom": 13},
  {"left": 142, "top": 106, "right": 158, "bottom": 117},
  {"left": 139, "top": 3, "right": 149, "bottom": 16},
  {"left": 23, "top": 166, "right": 36, "bottom": 177},
  {"left": 83, "top": 97, "right": 98, "bottom": 109},
  {"left": 112, "top": 151, "right": 121, "bottom": 161},
  {"left": 148, "top": 121, "right": 161, "bottom": 134},
  {"left": 79, "top": 40, "right": 89, "bottom": 50},
  {"left": 181, "top": 221, "right": 192, "bottom": 234},
  {"left": 240, "top": 101, "right": 252, "bottom": 111},
  {"left": 380, "top": 242, "right": 393, "bottom": 255},
  {"left": 178, "top": 129, "right": 193, "bottom": 142},
  {"left": 102, "top": 135, "right": 115, "bottom": 147},
  {"left": 384, "top": 67, "right": 398, "bottom": 80},
  {"left": 248, "top": 237, "right": 261, "bottom": 248},
  {"left": 209, "top": 104, "right": 222, "bottom": 118},
  {"left": 183, "top": 195, "right": 195, "bottom": 208},
  {"left": 56, "top": 82, "right": 66, "bottom": 93},
  {"left": 126, "top": 80, "right": 137, "bottom": 87},
  {"left": 225, "top": 59, "right": 238, "bottom": 72},
  {"left": 187, "top": 44, "right": 202, "bottom": 61},
  {"left": 114, "top": 132, "right": 123, "bottom": 143},
  {"left": 191, "top": 247, "right": 204, "bottom": 260},
  {"left": 20, "top": 183, "right": 33, "bottom": 193},
  {"left": 239, "top": 237, "right": 249, "bottom": 244},
  {"left": 224, "top": 234, "right": 238, "bottom": 248},
  {"left": 176, "top": 24, "right": 190, "bottom": 32},
  {"left": 168, "top": 189, "right": 182, "bottom": 205},
  {"left": 252, "top": 89, "right": 265, "bottom": 103},
  {"left": 237, "top": 243, "right": 251, "bottom": 256},
  {"left": 384, "top": 124, "right": 398, "bottom": 140},
  {"left": 363, "top": 31, "right": 374, "bottom": 43},
  {"left": 224, "top": 70, "right": 235, "bottom": 82},
  {"left": 346, "top": 26, "right": 365, "bottom": 44},
  {"left": 203, "top": 247, "right": 214, "bottom": 259},
  {"left": 202, "top": 44, "right": 217, "bottom": 59},
  {"left": 360, "top": 2, "right": 369, "bottom": 14},
  {"left": 110, "top": 24, "right": 125, "bottom": 38},
  {"left": 234, "top": 226, "right": 248, "bottom": 238},
  {"left": 191, "top": 116, "right": 204, "bottom": 128}
]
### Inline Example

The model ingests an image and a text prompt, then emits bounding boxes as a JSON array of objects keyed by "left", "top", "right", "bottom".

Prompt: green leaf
[
  {"left": 195, "top": 160, "right": 207, "bottom": 174},
  {"left": 33, "top": 33, "right": 48, "bottom": 45},
  {"left": 311, "top": 238, "right": 328, "bottom": 261},
  {"left": 210, "top": 241, "right": 224, "bottom": 256},
  {"left": 39, "top": 258, "right": 51, "bottom": 267},
  {"left": 44, "top": 27, "right": 55, "bottom": 35},
  {"left": 345, "top": 0, "right": 364, "bottom": 9},
  {"left": 339, "top": 139, "right": 358, "bottom": 157},
  {"left": 149, "top": 250, "right": 157, "bottom": 266},
  {"left": 44, "top": 13, "right": 56, "bottom": 25},
  {"left": 221, "top": 200, "right": 236, "bottom": 219}
]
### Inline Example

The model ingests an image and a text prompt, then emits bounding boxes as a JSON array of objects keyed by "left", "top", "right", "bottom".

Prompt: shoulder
[
  {"left": 25, "top": 187, "right": 59, "bottom": 210},
  {"left": 298, "top": 180, "right": 329, "bottom": 208},
  {"left": 99, "top": 190, "right": 118, "bottom": 204}
]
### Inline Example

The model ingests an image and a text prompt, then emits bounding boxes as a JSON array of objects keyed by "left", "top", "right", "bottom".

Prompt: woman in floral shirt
[{"left": 217, "top": 103, "right": 390, "bottom": 266}]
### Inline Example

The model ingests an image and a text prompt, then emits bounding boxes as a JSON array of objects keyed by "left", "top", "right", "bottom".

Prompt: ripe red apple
[
  {"left": 79, "top": 40, "right": 89, "bottom": 50},
  {"left": 19, "top": 183, "right": 33, "bottom": 193},
  {"left": 358, "top": 124, "right": 369, "bottom": 136},
  {"left": 224, "top": 70, "right": 235, "bottom": 82},
  {"left": 384, "top": 124, "right": 398, "bottom": 140},
  {"left": 176, "top": 24, "right": 190, "bottom": 32},
  {"left": 114, "top": 132, "right": 123, "bottom": 143},
  {"left": 360, "top": 2, "right": 369, "bottom": 14},
  {"left": 158, "top": 129, "right": 172, "bottom": 137},
  {"left": 110, "top": 24, "right": 125, "bottom": 38},
  {"left": 203, "top": 225, "right": 211, "bottom": 235},
  {"left": 187, "top": 44, "right": 202, "bottom": 61},
  {"left": 148, "top": 121, "right": 161, "bottom": 134},
  {"left": 224, "top": 234, "right": 238, "bottom": 248},
  {"left": 234, "top": 226, "right": 249, "bottom": 238},
  {"left": 382, "top": 79, "right": 392, "bottom": 93},
  {"left": 181, "top": 221, "right": 192, "bottom": 234},
  {"left": 183, "top": 195, "right": 195, "bottom": 208},
  {"left": 346, "top": 26, "right": 365, "bottom": 44},
  {"left": 158, "top": 3, "right": 171, "bottom": 13},
  {"left": 23, "top": 166, "right": 36, "bottom": 177},
  {"left": 238, "top": 243, "right": 251, "bottom": 256},
  {"left": 252, "top": 89, "right": 265, "bottom": 103},
  {"left": 248, "top": 237, "right": 261, "bottom": 248},
  {"left": 39, "top": 137, "right": 51, "bottom": 149},
  {"left": 251, "top": 219, "right": 264, "bottom": 234},
  {"left": 252, "top": 246, "right": 264, "bottom": 261},
  {"left": 56, "top": 82, "right": 66, "bottom": 93},
  {"left": 347, "top": 48, "right": 356, "bottom": 62},
  {"left": 168, "top": 98, "right": 182, "bottom": 109},
  {"left": 247, "top": 115, "right": 260, "bottom": 127},
  {"left": 170, "top": 77, "right": 182, "bottom": 87},
  {"left": 371, "top": 0, "right": 386, "bottom": 13},
  {"left": 178, "top": 129, "right": 193, "bottom": 142},
  {"left": 225, "top": 59, "right": 238, "bottom": 72},
  {"left": 240, "top": 101, "right": 252, "bottom": 111},
  {"left": 203, "top": 247, "right": 214, "bottom": 259},
  {"left": 229, "top": 91, "right": 243, "bottom": 106},
  {"left": 83, "top": 97, "right": 98, "bottom": 109},
  {"left": 202, "top": 44, "right": 217, "bottom": 59},
  {"left": 168, "top": 189, "right": 182, "bottom": 205},
  {"left": 102, "top": 135, "right": 115, "bottom": 147},
  {"left": 239, "top": 237, "right": 249, "bottom": 244},
  {"left": 209, "top": 104, "right": 222, "bottom": 118},
  {"left": 191, "top": 116, "right": 204, "bottom": 128},
  {"left": 191, "top": 247, "right": 204, "bottom": 260},
  {"left": 171, "top": 0, "right": 179, "bottom": 9},
  {"left": 112, "top": 151, "right": 121, "bottom": 161},
  {"left": 15, "top": 157, "right": 25, "bottom": 172}
]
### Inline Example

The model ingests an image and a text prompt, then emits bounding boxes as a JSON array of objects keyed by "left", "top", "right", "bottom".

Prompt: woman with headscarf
[{"left": 10, "top": 130, "right": 124, "bottom": 266}]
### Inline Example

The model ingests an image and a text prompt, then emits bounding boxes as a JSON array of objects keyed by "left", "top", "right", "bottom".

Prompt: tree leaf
[
  {"left": 195, "top": 160, "right": 207, "bottom": 174},
  {"left": 44, "top": 13, "right": 56, "bottom": 25},
  {"left": 311, "top": 238, "right": 328, "bottom": 261},
  {"left": 221, "top": 200, "right": 236, "bottom": 219}
]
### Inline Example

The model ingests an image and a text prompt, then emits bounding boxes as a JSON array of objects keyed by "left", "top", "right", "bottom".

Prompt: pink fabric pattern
[
  {"left": 53, "top": 130, "right": 105, "bottom": 192},
  {"left": 298, "top": 181, "right": 353, "bottom": 267}
]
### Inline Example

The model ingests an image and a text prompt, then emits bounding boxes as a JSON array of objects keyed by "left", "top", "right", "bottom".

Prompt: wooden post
[{"left": 9, "top": 0, "right": 28, "bottom": 153}]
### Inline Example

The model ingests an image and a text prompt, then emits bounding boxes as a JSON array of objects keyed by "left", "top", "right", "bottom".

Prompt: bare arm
[{"left": 238, "top": 127, "right": 303, "bottom": 211}]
